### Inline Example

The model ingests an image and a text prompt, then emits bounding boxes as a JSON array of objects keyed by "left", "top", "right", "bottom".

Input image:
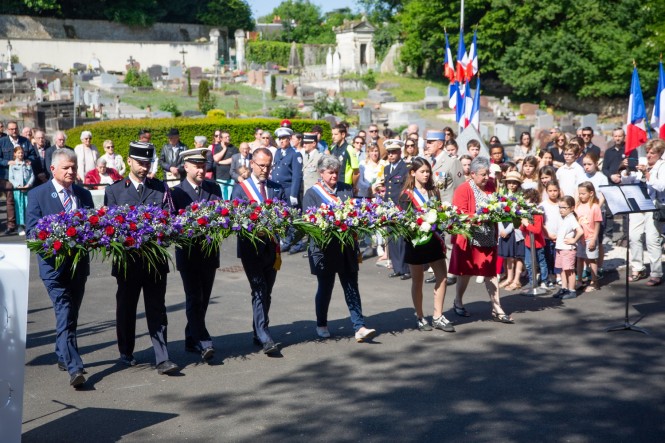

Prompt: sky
[{"left": 251, "top": 0, "right": 360, "bottom": 20}]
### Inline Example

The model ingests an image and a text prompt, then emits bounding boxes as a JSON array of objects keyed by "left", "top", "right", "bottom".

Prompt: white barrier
[{"left": 0, "top": 244, "right": 31, "bottom": 443}]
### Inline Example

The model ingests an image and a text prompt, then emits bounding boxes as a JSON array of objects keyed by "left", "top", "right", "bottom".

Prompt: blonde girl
[
  {"left": 520, "top": 155, "right": 539, "bottom": 190},
  {"left": 554, "top": 195, "right": 584, "bottom": 299},
  {"left": 575, "top": 182, "right": 602, "bottom": 291}
]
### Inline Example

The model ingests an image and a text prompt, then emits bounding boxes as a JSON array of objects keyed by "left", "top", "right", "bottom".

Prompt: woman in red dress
[{"left": 449, "top": 156, "right": 514, "bottom": 323}]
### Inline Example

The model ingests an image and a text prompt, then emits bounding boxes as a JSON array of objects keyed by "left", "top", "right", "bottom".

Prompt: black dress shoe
[
  {"left": 262, "top": 341, "right": 280, "bottom": 355},
  {"left": 156, "top": 360, "right": 179, "bottom": 375},
  {"left": 69, "top": 371, "right": 86, "bottom": 388},
  {"left": 119, "top": 354, "right": 137, "bottom": 366},
  {"left": 400, "top": 273, "right": 412, "bottom": 280},
  {"left": 185, "top": 344, "right": 200, "bottom": 353},
  {"left": 388, "top": 272, "right": 403, "bottom": 278},
  {"left": 446, "top": 276, "right": 457, "bottom": 285},
  {"left": 201, "top": 347, "right": 214, "bottom": 360},
  {"left": 425, "top": 276, "right": 436, "bottom": 284}
]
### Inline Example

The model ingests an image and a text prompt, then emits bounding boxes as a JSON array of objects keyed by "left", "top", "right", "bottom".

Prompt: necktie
[
  {"left": 63, "top": 188, "right": 73, "bottom": 212},
  {"left": 195, "top": 186, "right": 201, "bottom": 197},
  {"left": 259, "top": 181, "right": 267, "bottom": 201},
  {"left": 137, "top": 183, "right": 144, "bottom": 197},
  {"left": 390, "top": 165, "right": 394, "bottom": 174}
]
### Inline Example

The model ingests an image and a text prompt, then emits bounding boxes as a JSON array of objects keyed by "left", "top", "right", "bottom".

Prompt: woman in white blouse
[
  {"left": 99, "top": 139, "right": 126, "bottom": 176},
  {"left": 357, "top": 143, "right": 387, "bottom": 197}
]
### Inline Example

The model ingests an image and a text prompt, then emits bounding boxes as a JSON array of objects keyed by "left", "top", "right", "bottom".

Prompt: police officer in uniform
[
  {"left": 383, "top": 139, "right": 411, "bottom": 280},
  {"left": 271, "top": 126, "right": 303, "bottom": 251},
  {"left": 231, "top": 147, "right": 286, "bottom": 356},
  {"left": 171, "top": 148, "right": 222, "bottom": 361},
  {"left": 426, "top": 130, "right": 466, "bottom": 285},
  {"left": 104, "top": 141, "right": 179, "bottom": 375}
]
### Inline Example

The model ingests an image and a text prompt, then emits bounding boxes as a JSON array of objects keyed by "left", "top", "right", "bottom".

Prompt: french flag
[
  {"left": 462, "top": 81, "right": 473, "bottom": 128},
  {"left": 449, "top": 81, "right": 458, "bottom": 110},
  {"left": 469, "top": 76, "right": 481, "bottom": 131},
  {"left": 650, "top": 60, "right": 665, "bottom": 140},
  {"left": 456, "top": 28, "right": 467, "bottom": 83},
  {"left": 444, "top": 32, "right": 455, "bottom": 83},
  {"left": 626, "top": 66, "right": 647, "bottom": 156},
  {"left": 455, "top": 82, "right": 465, "bottom": 125},
  {"left": 465, "top": 30, "right": 478, "bottom": 81}
]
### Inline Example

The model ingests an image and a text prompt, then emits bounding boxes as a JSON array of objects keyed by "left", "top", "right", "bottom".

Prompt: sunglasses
[
  {"left": 369, "top": 129, "right": 378, "bottom": 133},
  {"left": 406, "top": 144, "right": 415, "bottom": 147}
]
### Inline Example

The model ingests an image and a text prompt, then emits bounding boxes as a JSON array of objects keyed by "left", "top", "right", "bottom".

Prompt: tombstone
[
  {"left": 423, "top": 86, "right": 445, "bottom": 109},
  {"left": 72, "top": 62, "right": 87, "bottom": 73},
  {"left": 359, "top": 108, "right": 372, "bottom": 128},
  {"left": 35, "top": 87, "right": 43, "bottom": 103},
  {"left": 519, "top": 102, "right": 540, "bottom": 116},
  {"left": 99, "top": 73, "right": 118, "bottom": 86},
  {"left": 514, "top": 124, "right": 531, "bottom": 138},
  {"left": 536, "top": 113, "right": 554, "bottom": 130},
  {"left": 255, "top": 70, "right": 265, "bottom": 86},
  {"left": 91, "top": 90, "right": 100, "bottom": 110},
  {"left": 332, "top": 50, "right": 341, "bottom": 77},
  {"left": 249, "top": 62, "right": 261, "bottom": 71},
  {"left": 344, "top": 97, "right": 353, "bottom": 111},
  {"left": 247, "top": 70, "right": 256, "bottom": 85},
  {"left": 425, "top": 87, "right": 443, "bottom": 98},
  {"left": 83, "top": 90, "right": 91, "bottom": 106},
  {"left": 167, "top": 65, "right": 184, "bottom": 80},
  {"left": 285, "top": 83, "right": 296, "bottom": 97},
  {"left": 188, "top": 66, "right": 203, "bottom": 80},
  {"left": 147, "top": 65, "right": 163, "bottom": 81},
  {"left": 322, "top": 114, "right": 338, "bottom": 128},
  {"left": 494, "top": 123, "right": 512, "bottom": 143},
  {"left": 53, "top": 78, "right": 61, "bottom": 94},
  {"left": 326, "top": 48, "right": 333, "bottom": 77},
  {"left": 169, "top": 60, "right": 180, "bottom": 67},
  {"left": 479, "top": 96, "right": 489, "bottom": 109},
  {"left": 235, "top": 29, "right": 246, "bottom": 71},
  {"left": 13, "top": 63, "right": 25, "bottom": 77},
  {"left": 275, "top": 76, "right": 284, "bottom": 92},
  {"left": 580, "top": 113, "right": 598, "bottom": 130}
]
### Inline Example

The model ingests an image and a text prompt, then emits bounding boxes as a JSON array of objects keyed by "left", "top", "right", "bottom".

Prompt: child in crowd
[
  {"left": 237, "top": 165, "right": 251, "bottom": 181},
  {"left": 554, "top": 195, "right": 584, "bottom": 299},
  {"left": 556, "top": 143, "right": 586, "bottom": 198},
  {"left": 8, "top": 146, "right": 34, "bottom": 236},
  {"left": 459, "top": 154, "right": 472, "bottom": 181},
  {"left": 520, "top": 189, "right": 548, "bottom": 289},
  {"left": 538, "top": 165, "right": 557, "bottom": 203},
  {"left": 542, "top": 181, "right": 563, "bottom": 286},
  {"left": 520, "top": 155, "right": 539, "bottom": 190},
  {"left": 575, "top": 182, "right": 603, "bottom": 292},
  {"left": 498, "top": 171, "right": 525, "bottom": 290},
  {"left": 538, "top": 150, "right": 554, "bottom": 168},
  {"left": 580, "top": 152, "right": 608, "bottom": 276}
]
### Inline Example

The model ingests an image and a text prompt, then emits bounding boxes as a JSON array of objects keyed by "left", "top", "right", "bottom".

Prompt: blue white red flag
[
  {"left": 466, "top": 30, "right": 478, "bottom": 81},
  {"left": 449, "top": 81, "right": 458, "bottom": 110},
  {"left": 444, "top": 32, "right": 455, "bottom": 83},
  {"left": 626, "top": 67, "right": 647, "bottom": 156},
  {"left": 455, "top": 82, "right": 465, "bottom": 125},
  {"left": 469, "top": 76, "right": 481, "bottom": 131},
  {"left": 462, "top": 81, "right": 473, "bottom": 128},
  {"left": 650, "top": 60, "right": 665, "bottom": 140},
  {"left": 456, "top": 29, "right": 467, "bottom": 83}
]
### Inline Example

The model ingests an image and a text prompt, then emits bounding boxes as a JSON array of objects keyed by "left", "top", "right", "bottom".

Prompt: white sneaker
[
  {"left": 476, "top": 276, "right": 485, "bottom": 283},
  {"left": 18, "top": 228, "right": 25, "bottom": 236},
  {"left": 355, "top": 327, "right": 376, "bottom": 342},
  {"left": 539, "top": 282, "right": 548, "bottom": 289},
  {"left": 316, "top": 326, "right": 331, "bottom": 338}
]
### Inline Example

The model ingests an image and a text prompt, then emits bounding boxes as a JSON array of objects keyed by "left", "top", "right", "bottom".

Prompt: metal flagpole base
[
  {"left": 520, "top": 287, "right": 549, "bottom": 297},
  {"left": 605, "top": 322, "right": 649, "bottom": 335}
]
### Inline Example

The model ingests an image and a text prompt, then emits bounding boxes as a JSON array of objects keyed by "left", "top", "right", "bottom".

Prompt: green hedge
[
  {"left": 65, "top": 117, "right": 331, "bottom": 178},
  {"left": 246, "top": 41, "right": 303, "bottom": 67}
]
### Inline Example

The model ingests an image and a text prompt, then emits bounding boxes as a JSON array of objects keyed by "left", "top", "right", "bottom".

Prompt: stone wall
[{"left": 0, "top": 14, "right": 213, "bottom": 41}]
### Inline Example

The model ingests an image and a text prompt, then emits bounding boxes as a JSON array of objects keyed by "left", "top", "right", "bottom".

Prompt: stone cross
[{"left": 179, "top": 48, "right": 188, "bottom": 67}]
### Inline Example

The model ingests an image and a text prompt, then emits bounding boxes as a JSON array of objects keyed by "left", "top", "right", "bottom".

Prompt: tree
[
  {"left": 198, "top": 0, "right": 254, "bottom": 35},
  {"left": 266, "top": 0, "right": 326, "bottom": 44},
  {"left": 198, "top": 80, "right": 217, "bottom": 114}
]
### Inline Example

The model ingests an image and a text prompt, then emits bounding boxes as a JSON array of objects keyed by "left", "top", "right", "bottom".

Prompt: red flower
[
  {"left": 254, "top": 206, "right": 262, "bottom": 214},
  {"left": 232, "top": 199, "right": 239, "bottom": 207},
  {"left": 381, "top": 215, "right": 387, "bottom": 222},
  {"left": 97, "top": 208, "right": 106, "bottom": 216},
  {"left": 416, "top": 217, "right": 423, "bottom": 226},
  {"left": 249, "top": 213, "right": 258, "bottom": 221},
  {"left": 309, "top": 215, "right": 317, "bottom": 222},
  {"left": 191, "top": 203, "right": 199, "bottom": 211},
  {"left": 482, "top": 208, "right": 489, "bottom": 214},
  {"left": 197, "top": 217, "right": 208, "bottom": 226},
  {"left": 340, "top": 224, "right": 348, "bottom": 231},
  {"left": 124, "top": 237, "right": 135, "bottom": 247},
  {"left": 144, "top": 212, "right": 152, "bottom": 220},
  {"left": 38, "top": 230, "right": 49, "bottom": 240},
  {"left": 105, "top": 226, "right": 115, "bottom": 236},
  {"left": 88, "top": 215, "right": 99, "bottom": 225},
  {"left": 74, "top": 211, "right": 83, "bottom": 218},
  {"left": 282, "top": 210, "right": 289, "bottom": 217},
  {"left": 157, "top": 232, "right": 165, "bottom": 240},
  {"left": 334, "top": 220, "right": 341, "bottom": 226},
  {"left": 160, "top": 218, "right": 167, "bottom": 224},
  {"left": 129, "top": 222, "right": 137, "bottom": 231},
  {"left": 66, "top": 227, "right": 77, "bottom": 237},
  {"left": 503, "top": 206, "right": 511, "bottom": 212},
  {"left": 53, "top": 240, "right": 62, "bottom": 251},
  {"left": 129, "top": 205, "right": 136, "bottom": 210},
  {"left": 162, "top": 210, "right": 169, "bottom": 217},
  {"left": 115, "top": 215, "right": 125, "bottom": 223},
  {"left": 220, "top": 208, "right": 229, "bottom": 216},
  {"left": 265, "top": 198, "right": 273, "bottom": 205},
  {"left": 178, "top": 209, "right": 185, "bottom": 215}
]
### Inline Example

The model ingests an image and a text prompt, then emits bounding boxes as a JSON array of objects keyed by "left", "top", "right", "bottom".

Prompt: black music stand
[{"left": 600, "top": 183, "right": 656, "bottom": 334}]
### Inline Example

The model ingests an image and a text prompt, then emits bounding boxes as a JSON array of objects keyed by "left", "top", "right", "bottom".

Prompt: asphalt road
[{"left": 5, "top": 230, "right": 665, "bottom": 442}]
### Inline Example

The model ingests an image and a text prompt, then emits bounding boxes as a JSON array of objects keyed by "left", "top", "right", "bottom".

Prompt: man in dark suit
[
  {"left": 159, "top": 128, "right": 187, "bottom": 185},
  {"left": 26, "top": 148, "right": 94, "bottom": 388},
  {"left": 230, "top": 147, "right": 285, "bottom": 355},
  {"left": 171, "top": 148, "right": 222, "bottom": 361},
  {"left": 230, "top": 142, "right": 252, "bottom": 182},
  {"left": 383, "top": 140, "right": 411, "bottom": 280},
  {"left": 104, "top": 141, "right": 179, "bottom": 375},
  {"left": 271, "top": 127, "right": 303, "bottom": 252},
  {"left": 577, "top": 126, "right": 601, "bottom": 166}
]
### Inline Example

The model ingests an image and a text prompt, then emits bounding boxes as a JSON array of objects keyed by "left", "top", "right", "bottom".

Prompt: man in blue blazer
[
  {"left": 26, "top": 148, "right": 94, "bottom": 388},
  {"left": 383, "top": 140, "right": 411, "bottom": 280},
  {"left": 104, "top": 141, "right": 179, "bottom": 375},
  {"left": 171, "top": 148, "right": 222, "bottom": 361},
  {"left": 231, "top": 148, "right": 285, "bottom": 356}
]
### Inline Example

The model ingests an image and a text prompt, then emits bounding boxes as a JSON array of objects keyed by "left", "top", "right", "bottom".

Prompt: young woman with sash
[
  {"left": 302, "top": 155, "right": 377, "bottom": 342},
  {"left": 398, "top": 157, "right": 455, "bottom": 333}
]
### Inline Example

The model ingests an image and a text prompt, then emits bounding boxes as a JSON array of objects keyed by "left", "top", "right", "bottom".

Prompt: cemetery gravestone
[
  {"left": 495, "top": 123, "right": 512, "bottom": 143},
  {"left": 188, "top": 67, "right": 202, "bottom": 80},
  {"left": 519, "top": 103, "right": 540, "bottom": 116},
  {"left": 536, "top": 114, "right": 554, "bottom": 130},
  {"left": 147, "top": 65, "right": 163, "bottom": 81},
  {"left": 167, "top": 66, "right": 184, "bottom": 81},
  {"left": 580, "top": 113, "right": 598, "bottom": 130}
]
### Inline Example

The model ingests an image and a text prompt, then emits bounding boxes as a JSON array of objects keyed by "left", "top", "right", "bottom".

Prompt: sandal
[
  {"left": 584, "top": 284, "right": 599, "bottom": 293},
  {"left": 629, "top": 269, "right": 647, "bottom": 282},
  {"left": 453, "top": 302, "right": 470, "bottom": 317},
  {"left": 505, "top": 282, "right": 522, "bottom": 291},
  {"left": 491, "top": 312, "right": 514, "bottom": 324},
  {"left": 646, "top": 277, "right": 662, "bottom": 286}
]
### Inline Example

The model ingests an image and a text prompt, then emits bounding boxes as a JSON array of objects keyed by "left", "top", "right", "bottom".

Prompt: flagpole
[{"left": 460, "top": 0, "right": 464, "bottom": 32}]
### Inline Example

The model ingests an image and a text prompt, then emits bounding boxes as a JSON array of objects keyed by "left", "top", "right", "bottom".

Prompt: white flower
[
  {"left": 420, "top": 222, "right": 431, "bottom": 232},
  {"left": 425, "top": 210, "right": 437, "bottom": 224}
]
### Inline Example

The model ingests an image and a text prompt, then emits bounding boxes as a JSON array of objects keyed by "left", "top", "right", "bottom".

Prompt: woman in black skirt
[{"left": 399, "top": 157, "right": 455, "bottom": 333}]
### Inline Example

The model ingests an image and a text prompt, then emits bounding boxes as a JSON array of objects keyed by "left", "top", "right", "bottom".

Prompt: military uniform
[{"left": 384, "top": 155, "right": 410, "bottom": 276}]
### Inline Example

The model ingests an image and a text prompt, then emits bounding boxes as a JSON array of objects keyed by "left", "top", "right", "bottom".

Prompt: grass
[{"left": 340, "top": 73, "right": 450, "bottom": 103}]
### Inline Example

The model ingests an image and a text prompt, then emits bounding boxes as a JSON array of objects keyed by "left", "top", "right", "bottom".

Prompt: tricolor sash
[
  {"left": 239, "top": 179, "right": 265, "bottom": 203},
  {"left": 404, "top": 188, "right": 429, "bottom": 210},
  {"left": 312, "top": 182, "right": 341, "bottom": 204}
]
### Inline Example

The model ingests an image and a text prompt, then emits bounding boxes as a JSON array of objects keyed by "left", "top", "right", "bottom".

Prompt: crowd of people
[{"left": 4, "top": 118, "right": 665, "bottom": 390}]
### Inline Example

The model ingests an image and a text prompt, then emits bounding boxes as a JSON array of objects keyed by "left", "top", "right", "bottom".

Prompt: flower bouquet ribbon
[
  {"left": 404, "top": 200, "right": 471, "bottom": 246},
  {"left": 294, "top": 198, "right": 407, "bottom": 249},
  {"left": 174, "top": 199, "right": 234, "bottom": 257}
]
